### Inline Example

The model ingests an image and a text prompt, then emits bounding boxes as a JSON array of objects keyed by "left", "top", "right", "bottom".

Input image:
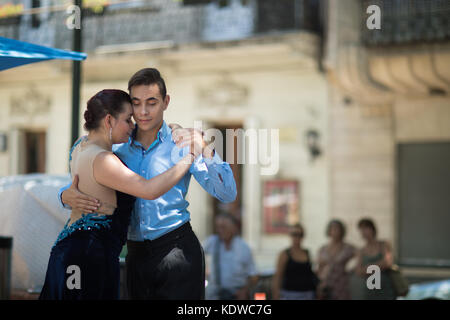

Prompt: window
[
  {"left": 24, "top": 130, "right": 46, "bottom": 174},
  {"left": 397, "top": 142, "right": 450, "bottom": 267},
  {"left": 31, "top": 0, "right": 41, "bottom": 28}
]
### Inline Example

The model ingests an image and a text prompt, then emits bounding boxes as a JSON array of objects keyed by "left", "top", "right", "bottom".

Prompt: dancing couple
[{"left": 39, "top": 68, "right": 237, "bottom": 300}]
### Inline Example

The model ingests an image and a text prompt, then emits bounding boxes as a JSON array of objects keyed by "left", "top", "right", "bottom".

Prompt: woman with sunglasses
[{"left": 272, "top": 223, "right": 319, "bottom": 300}]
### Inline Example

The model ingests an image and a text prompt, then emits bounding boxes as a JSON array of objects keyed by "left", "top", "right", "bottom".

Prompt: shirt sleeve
[
  {"left": 243, "top": 242, "right": 258, "bottom": 277},
  {"left": 189, "top": 149, "right": 237, "bottom": 203},
  {"left": 58, "top": 182, "right": 72, "bottom": 211},
  {"left": 202, "top": 235, "right": 215, "bottom": 255}
]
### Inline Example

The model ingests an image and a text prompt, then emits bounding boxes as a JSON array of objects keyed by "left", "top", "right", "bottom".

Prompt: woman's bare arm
[
  {"left": 370, "top": 241, "right": 394, "bottom": 270},
  {"left": 354, "top": 249, "right": 366, "bottom": 276},
  {"left": 271, "top": 251, "right": 288, "bottom": 300},
  {"left": 93, "top": 151, "right": 195, "bottom": 200}
]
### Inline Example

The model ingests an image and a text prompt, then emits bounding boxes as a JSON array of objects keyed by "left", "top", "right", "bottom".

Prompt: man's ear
[{"left": 163, "top": 94, "right": 170, "bottom": 111}]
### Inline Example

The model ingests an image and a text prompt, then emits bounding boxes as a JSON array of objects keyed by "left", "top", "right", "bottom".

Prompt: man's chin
[
  {"left": 137, "top": 120, "right": 163, "bottom": 132},
  {"left": 137, "top": 124, "right": 154, "bottom": 132}
]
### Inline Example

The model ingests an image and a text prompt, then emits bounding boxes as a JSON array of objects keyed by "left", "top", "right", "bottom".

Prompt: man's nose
[{"left": 140, "top": 106, "right": 149, "bottom": 115}]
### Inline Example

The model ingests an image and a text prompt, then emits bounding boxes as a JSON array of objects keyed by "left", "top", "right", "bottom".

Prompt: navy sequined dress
[{"left": 39, "top": 189, "right": 135, "bottom": 300}]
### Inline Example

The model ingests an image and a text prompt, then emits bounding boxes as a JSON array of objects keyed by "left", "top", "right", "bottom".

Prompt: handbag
[{"left": 388, "top": 264, "right": 409, "bottom": 297}]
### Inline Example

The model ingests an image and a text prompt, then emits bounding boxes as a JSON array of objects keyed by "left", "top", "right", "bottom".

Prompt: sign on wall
[{"left": 263, "top": 180, "right": 299, "bottom": 234}]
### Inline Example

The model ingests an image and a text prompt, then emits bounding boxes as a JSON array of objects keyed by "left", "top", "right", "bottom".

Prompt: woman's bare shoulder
[
  {"left": 94, "top": 150, "right": 118, "bottom": 163},
  {"left": 93, "top": 151, "right": 124, "bottom": 174},
  {"left": 278, "top": 249, "right": 289, "bottom": 260}
]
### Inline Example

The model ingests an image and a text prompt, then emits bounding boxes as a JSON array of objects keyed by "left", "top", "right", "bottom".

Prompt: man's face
[
  {"left": 216, "top": 217, "right": 235, "bottom": 243},
  {"left": 129, "top": 84, "right": 169, "bottom": 132}
]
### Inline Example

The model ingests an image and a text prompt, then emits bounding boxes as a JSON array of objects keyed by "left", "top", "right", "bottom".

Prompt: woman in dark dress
[
  {"left": 39, "top": 89, "right": 199, "bottom": 300},
  {"left": 272, "top": 223, "right": 318, "bottom": 300}
]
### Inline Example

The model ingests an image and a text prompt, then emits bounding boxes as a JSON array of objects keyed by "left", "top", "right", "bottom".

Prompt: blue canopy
[{"left": 0, "top": 36, "right": 87, "bottom": 71}]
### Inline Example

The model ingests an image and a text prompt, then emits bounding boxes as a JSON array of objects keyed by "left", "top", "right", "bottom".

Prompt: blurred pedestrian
[
  {"left": 203, "top": 213, "right": 259, "bottom": 300},
  {"left": 272, "top": 223, "right": 318, "bottom": 300},
  {"left": 316, "top": 219, "right": 355, "bottom": 299},
  {"left": 352, "top": 218, "right": 396, "bottom": 300}
]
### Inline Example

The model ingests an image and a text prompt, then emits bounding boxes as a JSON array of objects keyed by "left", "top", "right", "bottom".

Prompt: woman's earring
[{"left": 109, "top": 128, "right": 112, "bottom": 142}]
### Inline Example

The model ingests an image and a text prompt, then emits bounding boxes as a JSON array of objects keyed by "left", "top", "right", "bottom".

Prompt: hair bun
[
  {"left": 83, "top": 108, "right": 95, "bottom": 130},
  {"left": 83, "top": 90, "right": 131, "bottom": 132}
]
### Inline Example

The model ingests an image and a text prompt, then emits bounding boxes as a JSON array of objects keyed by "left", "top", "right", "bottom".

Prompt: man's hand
[
  {"left": 61, "top": 175, "right": 100, "bottom": 213},
  {"left": 171, "top": 127, "right": 214, "bottom": 159},
  {"left": 168, "top": 123, "right": 183, "bottom": 131}
]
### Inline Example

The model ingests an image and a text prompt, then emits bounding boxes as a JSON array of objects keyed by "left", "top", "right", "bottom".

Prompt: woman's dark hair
[
  {"left": 290, "top": 222, "right": 305, "bottom": 236},
  {"left": 83, "top": 89, "right": 131, "bottom": 131},
  {"left": 357, "top": 218, "right": 377, "bottom": 236},
  {"left": 326, "top": 219, "right": 346, "bottom": 240},
  {"left": 127, "top": 68, "right": 167, "bottom": 98}
]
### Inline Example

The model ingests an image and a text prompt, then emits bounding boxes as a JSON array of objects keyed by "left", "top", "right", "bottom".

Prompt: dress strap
[
  {"left": 305, "top": 249, "right": 311, "bottom": 262},
  {"left": 68, "top": 136, "right": 87, "bottom": 172},
  {"left": 285, "top": 248, "right": 291, "bottom": 259}
]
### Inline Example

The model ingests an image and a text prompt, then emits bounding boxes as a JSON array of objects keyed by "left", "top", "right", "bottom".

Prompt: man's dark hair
[
  {"left": 127, "top": 68, "right": 167, "bottom": 98},
  {"left": 358, "top": 218, "right": 377, "bottom": 236},
  {"left": 216, "top": 212, "right": 239, "bottom": 227}
]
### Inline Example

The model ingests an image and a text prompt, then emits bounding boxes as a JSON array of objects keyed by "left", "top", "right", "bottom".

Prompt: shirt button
[
  {"left": 141, "top": 204, "right": 144, "bottom": 208},
  {"left": 142, "top": 170, "right": 145, "bottom": 174}
]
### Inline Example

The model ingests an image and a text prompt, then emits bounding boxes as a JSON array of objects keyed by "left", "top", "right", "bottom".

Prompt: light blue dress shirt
[{"left": 59, "top": 121, "right": 237, "bottom": 241}]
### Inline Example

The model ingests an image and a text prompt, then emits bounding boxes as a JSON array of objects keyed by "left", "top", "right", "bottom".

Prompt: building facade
[
  {"left": 326, "top": 0, "right": 450, "bottom": 280},
  {"left": 1, "top": 0, "right": 449, "bottom": 282},
  {"left": 0, "top": 0, "right": 328, "bottom": 272}
]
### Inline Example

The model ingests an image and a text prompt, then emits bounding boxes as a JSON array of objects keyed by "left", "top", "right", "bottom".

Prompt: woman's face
[
  {"left": 329, "top": 223, "right": 342, "bottom": 241},
  {"left": 290, "top": 226, "right": 304, "bottom": 246},
  {"left": 359, "top": 226, "right": 375, "bottom": 242},
  {"left": 111, "top": 102, "right": 135, "bottom": 144}
]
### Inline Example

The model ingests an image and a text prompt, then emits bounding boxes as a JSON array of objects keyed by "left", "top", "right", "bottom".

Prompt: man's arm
[
  {"left": 191, "top": 151, "right": 237, "bottom": 203},
  {"left": 172, "top": 128, "right": 237, "bottom": 203},
  {"left": 59, "top": 175, "right": 100, "bottom": 213},
  {"left": 58, "top": 182, "right": 71, "bottom": 210},
  {"left": 235, "top": 243, "right": 259, "bottom": 300}
]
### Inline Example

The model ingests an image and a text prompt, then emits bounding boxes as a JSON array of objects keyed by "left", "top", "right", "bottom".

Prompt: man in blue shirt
[
  {"left": 60, "top": 68, "right": 237, "bottom": 299},
  {"left": 203, "top": 213, "right": 258, "bottom": 300}
]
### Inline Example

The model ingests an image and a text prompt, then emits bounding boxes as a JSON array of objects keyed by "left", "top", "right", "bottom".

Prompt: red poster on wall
[{"left": 263, "top": 180, "right": 299, "bottom": 234}]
